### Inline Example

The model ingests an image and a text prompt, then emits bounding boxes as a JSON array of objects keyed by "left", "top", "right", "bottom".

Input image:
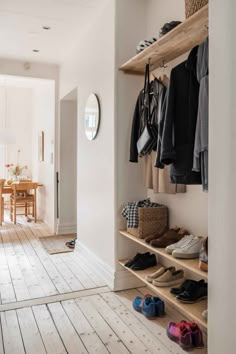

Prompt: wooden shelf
[
  {"left": 119, "top": 230, "right": 208, "bottom": 280},
  {"left": 119, "top": 5, "right": 208, "bottom": 75},
  {"left": 119, "top": 260, "right": 207, "bottom": 331}
]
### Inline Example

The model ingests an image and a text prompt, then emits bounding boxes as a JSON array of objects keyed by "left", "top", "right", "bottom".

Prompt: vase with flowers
[{"left": 5, "top": 163, "right": 28, "bottom": 182}]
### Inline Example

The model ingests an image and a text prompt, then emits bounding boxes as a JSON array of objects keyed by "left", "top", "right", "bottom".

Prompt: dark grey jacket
[
  {"left": 193, "top": 38, "right": 209, "bottom": 191},
  {"left": 160, "top": 47, "right": 202, "bottom": 184}
]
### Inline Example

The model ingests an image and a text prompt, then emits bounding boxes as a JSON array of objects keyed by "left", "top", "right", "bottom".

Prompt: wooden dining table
[
  {"left": 2, "top": 182, "right": 43, "bottom": 194},
  {"left": 0, "top": 182, "right": 43, "bottom": 225}
]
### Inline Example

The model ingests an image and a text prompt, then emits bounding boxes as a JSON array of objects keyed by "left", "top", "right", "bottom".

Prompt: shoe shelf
[
  {"left": 119, "top": 260, "right": 207, "bottom": 331},
  {"left": 119, "top": 230, "right": 208, "bottom": 280},
  {"left": 119, "top": 5, "right": 208, "bottom": 75}
]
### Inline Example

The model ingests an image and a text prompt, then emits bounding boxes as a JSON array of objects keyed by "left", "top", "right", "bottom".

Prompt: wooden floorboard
[
  {"left": 47, "top": 302, "right": 88, "bottom": 354},
  {"left": 61, "top": 299, "right": 110, "bottom": 354},
  {"left": 0, "top": 219, "right": 207, "bottom": 353},
  {"left": 32, "top": 304, "right": 67, "bottom": 354},
  {"left": 0, "top": 217, "right": 106, "bottom": 305},
  {"left": 1, "top": 309, "right": 25, "bottom": 354}
]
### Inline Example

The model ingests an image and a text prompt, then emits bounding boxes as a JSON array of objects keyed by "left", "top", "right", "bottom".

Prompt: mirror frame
[{"left": 84, "top": 93, "right": 100, "bottom": 141}]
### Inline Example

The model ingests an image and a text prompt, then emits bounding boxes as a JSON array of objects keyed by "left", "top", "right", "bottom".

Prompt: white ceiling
[{"left": 0, "top": 0, "right": 107, "bottom": 64}]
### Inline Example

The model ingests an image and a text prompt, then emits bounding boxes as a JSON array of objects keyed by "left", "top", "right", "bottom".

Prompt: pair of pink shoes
[{"left": 167, "top": 320, "right": 204, "bottom": 350}]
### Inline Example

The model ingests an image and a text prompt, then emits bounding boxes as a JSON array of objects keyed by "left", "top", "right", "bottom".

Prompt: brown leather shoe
[
  {"left": 150, "top": 228, "right": 186, "bottom": 248},
  {"left": 145, "top": 234, "right": 163, "bottom": 244},
  {"left": 144, "top": 226, "right": 171, "bottom": 244}
]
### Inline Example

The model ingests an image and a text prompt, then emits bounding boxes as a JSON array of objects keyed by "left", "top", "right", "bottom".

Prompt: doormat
[{"left": 39, "top": 234, "right": 77, "bottom": 255}]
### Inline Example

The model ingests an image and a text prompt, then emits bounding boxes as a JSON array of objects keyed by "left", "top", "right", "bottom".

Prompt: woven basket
[
  {"left": 185, "top": 0, "right": 208, "bottom": 18},
  {"left": 127, "top": 206, "right": 168, "bottom": 239}
]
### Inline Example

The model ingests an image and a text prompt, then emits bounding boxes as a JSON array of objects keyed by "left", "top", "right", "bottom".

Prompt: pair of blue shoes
[{"left": 133, "top": 294, "right": 165, "bottom": 319}]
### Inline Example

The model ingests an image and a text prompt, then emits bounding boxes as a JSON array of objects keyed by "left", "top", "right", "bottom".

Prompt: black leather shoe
[
  {"left": 176, "top": 279, "right": 208, "bottom": 303},
  {"left": 131, "top": 254, "right": 157, "bottom": 270},
  {"left": 170, "top": 279, "right": 197, "bottom": 296},
  {"left": 124, "top": 252, "right": 150, "bottom": 268}
]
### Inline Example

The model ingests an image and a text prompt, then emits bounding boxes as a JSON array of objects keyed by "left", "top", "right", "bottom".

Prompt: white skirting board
[
  {"left": 113, "top": 269, "right": 145, "bottom": 291},
  {"left": 56, "top": 222, "right": 77, "bottom": 234},
  {"left": 77, "top": 240, "right": 145, "bottom": 291}
]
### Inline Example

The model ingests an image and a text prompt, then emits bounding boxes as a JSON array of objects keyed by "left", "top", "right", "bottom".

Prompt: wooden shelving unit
[
  {"left": 118, "top": 5, "right": 209, "bottom": 335},
  {"left": 119, "top": 260, "right": 207, "bottom": 331},
  {"left": 119, "top": 230, "right": 208, "bottom": 280},
  {"left": 119, "top": 5, "right": 208, "bottom": 75}
]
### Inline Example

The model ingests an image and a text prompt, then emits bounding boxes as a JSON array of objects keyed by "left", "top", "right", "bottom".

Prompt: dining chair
[
  {"left": 10, "top": 182, "right": 38, "bottom": 224},
  {"left": 0, "top": 179, "right": 6, "bottom": 225}
]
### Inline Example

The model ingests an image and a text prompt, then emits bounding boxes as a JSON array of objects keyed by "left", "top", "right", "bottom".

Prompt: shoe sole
[
  {"left": 153, "top": 278, "right": 185, "bottom": 287},
  {"left": 176, "top": 296, "right": 208, "bottom": 304},
  {"left": 167, "top": 330, "right": 194, "bottom": 350},
  {"left": 172, "top": 252, "right": 200, "bottom": 259}
]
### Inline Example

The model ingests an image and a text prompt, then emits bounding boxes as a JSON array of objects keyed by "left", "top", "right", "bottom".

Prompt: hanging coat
[
  {"left": 160, "top": 47, "right": 202, "bottom": 185},
  {"left": 129, "top": 78, "right": 166, "bottom": 162},
  {"left": 192, "top": 38, "right": 209, "bottom": 191}
]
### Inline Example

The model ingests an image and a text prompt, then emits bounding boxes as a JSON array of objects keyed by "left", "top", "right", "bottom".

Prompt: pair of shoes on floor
[
  {"left": 65, "top": 238, "right": 77, "bottom": 249},
  {"left": 124, "top": 252, "right": 157, "bottom": 270},
  {"left": 133, "top": 294, "right": 165, "bottom": 319},
  {"left": 145, "top": 226, "right": 189, "bottom": 248},
  {"left": 145, "top": 266, "right": 184, "bottom": 287},
  {"left": 170, "top": 279, "right": 208, "bottom": 303},
  {"left": 165, "top": 235, "right": 203, "bottom": 259},
  {"left": 167, "top": 320, "right": 204, "bottom": 350}
]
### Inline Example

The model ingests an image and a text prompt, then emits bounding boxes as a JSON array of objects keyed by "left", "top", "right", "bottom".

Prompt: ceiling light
[
  {"left": 32, "top": 49, "right": 40, "bottom": 53},
  {"left": 42, "top": 26, "right": 51, "bottom": 30}
]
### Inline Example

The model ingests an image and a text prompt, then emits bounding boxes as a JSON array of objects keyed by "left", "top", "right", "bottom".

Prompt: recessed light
[
  {"left": 42, "top": 26, "right": 51, "bottom": 30},
  {"left": 32, "top": 49, "right": 40, "bottom": 53}
]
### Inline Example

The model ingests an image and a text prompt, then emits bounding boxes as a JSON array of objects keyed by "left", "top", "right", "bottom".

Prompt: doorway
[
  {"left": 57, "top": 88, "right": 77, "bottom": 234},
  {"left": 0, "top": 75, "right": 55, "bottom": 230}
]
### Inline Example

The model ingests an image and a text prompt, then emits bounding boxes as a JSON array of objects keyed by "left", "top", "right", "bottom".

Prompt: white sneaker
[
  {"left": 172, "top": 236, "right": 203, "bottom": 259},
  {"left": 165, "top": 235, "right": 194, "bottom": 254}
]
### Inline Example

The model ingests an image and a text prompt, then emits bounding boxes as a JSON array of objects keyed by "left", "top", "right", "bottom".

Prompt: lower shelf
[{"left": 119, "top": 260, "right": 207, "bottom": 331}]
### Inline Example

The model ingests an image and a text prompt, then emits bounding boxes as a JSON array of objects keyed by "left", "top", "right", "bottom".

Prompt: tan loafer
[
  {"left": 145, "top": 266, "right": 168, "bottom": 283},
  {"left": 153, "top": 269, "right": 184, "bottom": 287}
]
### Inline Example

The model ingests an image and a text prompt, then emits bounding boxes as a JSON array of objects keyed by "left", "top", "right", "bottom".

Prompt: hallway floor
[{"left": 0, "top": 219, "right": 207, "bottom": 353}]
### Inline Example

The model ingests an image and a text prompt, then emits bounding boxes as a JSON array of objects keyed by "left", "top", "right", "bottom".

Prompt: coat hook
[{"left": 160, "top": 61, "right": 168, "bottom": 69}]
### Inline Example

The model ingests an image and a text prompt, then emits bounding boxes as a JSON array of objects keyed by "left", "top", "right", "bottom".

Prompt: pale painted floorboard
[
  {"left": 1, "top": 309, "right": 25, "bottom": 354},
  {"left": 0, "top": 220, "right": 207, "bottom": 354},
  {"left": 76, "top": 296, "right": 131, "bottom": 354},
  {"left": 48, "top": 302, "right": 88, "bottom": 354},
  {"left": 32, "top": 304, "right": 67, "bottom": 354},
  {"left": 62, "top": 299, "right": 110, "bottom": 354},
  {"left": 17, "top": 307, "right": 47, "bottom": 354},
  {"left": 87, "top": 294, "right": 151, "bottom": 354}
]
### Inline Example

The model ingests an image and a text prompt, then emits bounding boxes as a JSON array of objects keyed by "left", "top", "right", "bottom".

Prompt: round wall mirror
[{"left": 84, "top": 93, "right": 100, "bottom": 140}]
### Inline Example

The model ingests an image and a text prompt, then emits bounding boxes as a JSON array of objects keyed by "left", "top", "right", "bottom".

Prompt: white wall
[
  {"left": 31, "top": 81, "right": 55, "bottom": 228},
  {"left": 115, "top": 0, "right": 150, "bottom": 289},
  {"left": 0, "top": 84, "right": 33, "bottom": 178},
  {"left": 145, "top": 0, "right": 208, "bottom": 236},
  {"left": 58, "top": 99, "right": 77, "bottom": 233},
  {"left": 209, "top": 1, "right": 235, "bottom": 353},
  {"left": 59, "top": 0, "right": 115, "bottom": 270}
]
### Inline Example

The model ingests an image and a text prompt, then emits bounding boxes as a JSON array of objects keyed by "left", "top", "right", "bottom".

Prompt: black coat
[
  {"left": 129, "top": 79, "right": 166, "bottom": 162},
  {"left": 160, "top": 47, "right": 202, "bottom": 184}
]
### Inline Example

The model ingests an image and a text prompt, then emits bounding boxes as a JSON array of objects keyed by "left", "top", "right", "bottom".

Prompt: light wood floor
[{"left": 0, "top": 218, "right": 207, "bottom": 353}]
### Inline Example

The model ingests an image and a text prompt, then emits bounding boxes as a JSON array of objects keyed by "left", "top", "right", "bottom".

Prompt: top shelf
[{"left": 119, "top": 5, "right": 208, "bottom": 75}]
